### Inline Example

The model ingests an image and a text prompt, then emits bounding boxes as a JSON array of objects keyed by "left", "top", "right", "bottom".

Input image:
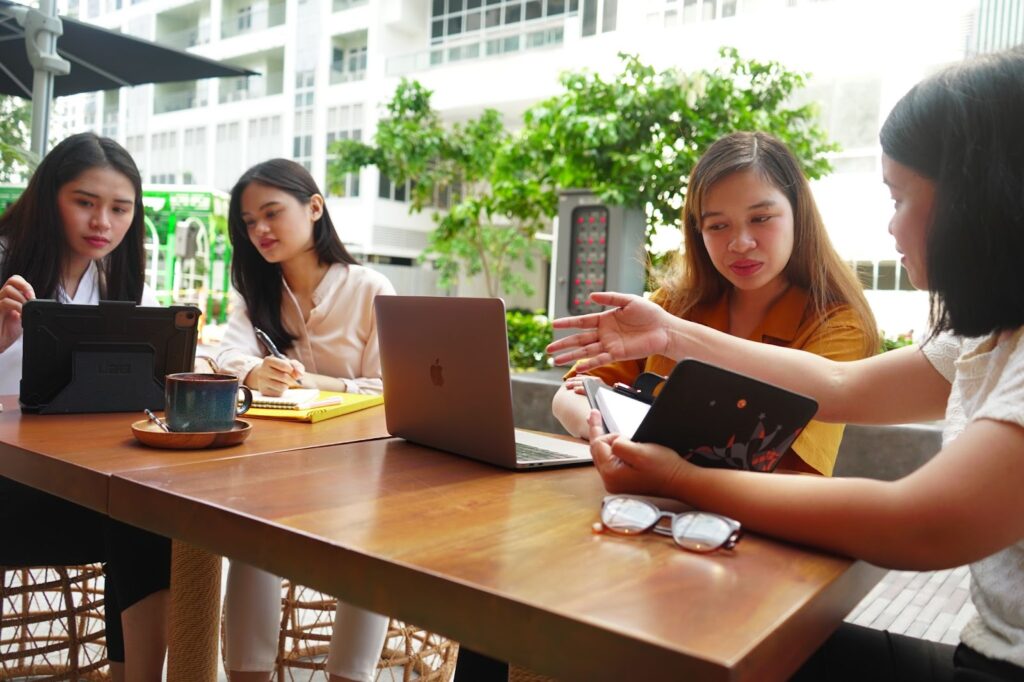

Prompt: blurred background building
[{"left": 49, "top": 0, "right": 1023, "bottom": 336}]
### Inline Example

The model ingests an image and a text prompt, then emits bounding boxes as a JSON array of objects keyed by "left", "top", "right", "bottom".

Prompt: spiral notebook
[
  {"left": 250, "top": 388, "right": 337, "bottom": 409},
  {"left": 245, "top": 390, "right": 383, "bottom": 423}
]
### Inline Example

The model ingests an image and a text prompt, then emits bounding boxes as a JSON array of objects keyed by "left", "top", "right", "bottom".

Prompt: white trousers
[{"left": 224, "top": 561, "right": 389, "bottom": 682}]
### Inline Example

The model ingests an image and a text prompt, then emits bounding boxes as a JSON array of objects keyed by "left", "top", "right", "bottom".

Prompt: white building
[{"left": 57, "top": 0, "right": 998, "bottom": 335}]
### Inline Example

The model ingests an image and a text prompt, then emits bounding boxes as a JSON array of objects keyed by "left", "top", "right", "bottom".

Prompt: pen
[
  {"left": 253, "top": 326, "right": 303, "bottom": 386},
  {"left": 144, "top": 408, "right": 170, "bottom": 432}
]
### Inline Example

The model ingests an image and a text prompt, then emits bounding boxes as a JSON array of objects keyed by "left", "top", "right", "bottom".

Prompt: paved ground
[{"left": 846, "top": 565, "right": 975, "bottom": 645}]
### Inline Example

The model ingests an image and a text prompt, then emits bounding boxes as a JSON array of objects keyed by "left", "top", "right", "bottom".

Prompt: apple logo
[{"left": 430, "top": 358, "right": 444, "bottom": 387}]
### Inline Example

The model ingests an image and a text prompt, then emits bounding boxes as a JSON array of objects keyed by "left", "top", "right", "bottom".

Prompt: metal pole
[{"left": 21, "top": 0, "right": 69, "bottom": 157}]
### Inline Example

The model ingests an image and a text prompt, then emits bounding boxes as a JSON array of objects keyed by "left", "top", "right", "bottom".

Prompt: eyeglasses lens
[
  {"left": 672, "top": 513, "right": 733, "bottom": 552},
  {"left": 601, "top": 497, "right": 659, "bottom": 534}
]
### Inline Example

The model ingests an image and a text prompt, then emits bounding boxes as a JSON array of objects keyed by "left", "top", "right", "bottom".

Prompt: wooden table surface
[
  {"left": 110, "top": 437, "right": 885, "bottom": 682},
  {"left": 0, "top": 396, "right": 392, "bottom": 682},
  {"left": 0, "top": 395, "right": 389, "bottom": 512}
]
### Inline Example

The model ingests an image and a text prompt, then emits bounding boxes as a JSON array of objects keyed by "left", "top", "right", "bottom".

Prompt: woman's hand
[
  {"left": 0, "top": 275, "right": 35, "bottom": 354},
  {"left": 588, "top": 411, "right": 691, "bottom": 497},
  {"left": 562, "top": 375, "right": 591, "bottom": 396},
  {"left": 547, "top": 292, "right": 675, "bottom": 373},
  {"left": 248, "top": 356, "right": 305, "bottom": 396}
]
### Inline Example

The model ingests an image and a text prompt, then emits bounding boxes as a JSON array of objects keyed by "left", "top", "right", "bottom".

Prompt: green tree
[
  {"left": 0, "top": 96, "right": 33, "bottom": 182},
  {"left": 328, "top": 48, "right": 836, "bottom": 297},
  {"left": 329, "top": 81, "right": 550, "bottom": 298},
  {"left": 522, "top": 48, "right": 836, "bottom": 247}
]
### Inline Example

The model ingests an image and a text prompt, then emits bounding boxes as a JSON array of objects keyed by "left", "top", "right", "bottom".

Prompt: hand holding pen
[{"left": 253, "top": 326, "right": 304, "bottom": 390}]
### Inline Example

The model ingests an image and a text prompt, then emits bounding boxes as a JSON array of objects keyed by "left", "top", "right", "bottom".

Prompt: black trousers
[
  {"left": 453, "top": 647, "right": 508, "bottom": 682},
  {"left": 791, "top": 623, "right": 1024, "bottom": 681},
  {"left": 0, "top": 476, "right": 171, "bottom": 662}
]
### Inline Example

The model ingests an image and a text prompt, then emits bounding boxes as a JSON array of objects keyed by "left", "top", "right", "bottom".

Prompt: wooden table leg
[{"left": 168, "top": 540, "right": 221, "bottom": 682}]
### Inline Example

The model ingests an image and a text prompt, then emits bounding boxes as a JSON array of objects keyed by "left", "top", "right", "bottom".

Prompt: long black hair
[
  {"left": 227, "top": 158, "right": 358, "bottom": 351},
  {"left": 879, "top": 47, "right": 1024, "bottom": 338},
  {"left": 0, "top": 132, "right": 145, "bottom": 301}
]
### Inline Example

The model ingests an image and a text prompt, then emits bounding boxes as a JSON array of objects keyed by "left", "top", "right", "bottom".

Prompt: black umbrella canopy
[{"left": 0, "top": 0, "right": 256, "bottom": 98}]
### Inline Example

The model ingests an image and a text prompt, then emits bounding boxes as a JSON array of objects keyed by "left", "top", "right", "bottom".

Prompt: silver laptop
[{"left": 375, "top": 296, "right": 593, "bottom": 470}]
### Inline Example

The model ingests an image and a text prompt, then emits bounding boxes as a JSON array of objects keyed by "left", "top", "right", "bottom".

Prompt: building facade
[{"left": 57, "top": 0, "right": 994, "bottom": 332}]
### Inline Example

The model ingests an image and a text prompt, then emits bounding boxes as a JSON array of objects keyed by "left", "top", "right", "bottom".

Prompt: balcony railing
[
  {"left": 159, "top": 23, "right": 210, "bottom": 49},
  {"left": 333, "top": 0, "right": 367, "bottom": 10},
  {"left": 387, "top": 24, "right": 564, "bottom": 75},
  {"left": 155, "top": 90, "right": 207, "bottom": 114},
  {"left": 329, "top": 64, "right": 366, "bottom": 85},
  {"left": 217, "top": 76, "right": 281, "bottom": 104},
  {"left": 221, "top": 3, "right": 285, "bottom": 39}
]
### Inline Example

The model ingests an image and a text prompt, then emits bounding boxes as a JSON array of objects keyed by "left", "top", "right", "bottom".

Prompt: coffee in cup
[{"left": 164, "top": 373, "right": 253, "bottom": 432}]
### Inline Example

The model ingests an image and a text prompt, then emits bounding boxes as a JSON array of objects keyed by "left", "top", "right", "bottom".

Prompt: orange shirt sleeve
[{"left": 787, "top": 306, "right": 875, "bottom": 476}]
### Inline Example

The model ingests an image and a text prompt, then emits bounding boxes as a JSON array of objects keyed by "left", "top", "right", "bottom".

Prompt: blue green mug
[{"left": 164, "top": 373, "right": 253, "bottom": 433}]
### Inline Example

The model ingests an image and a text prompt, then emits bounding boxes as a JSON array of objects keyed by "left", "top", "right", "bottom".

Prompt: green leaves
[
  {"left": 0, "top": 96, "right": 33, "bottom": 182},
  {"left": 325, "top": 49, "right": 836, "bottom": 298},
  {"left": 506, "top": 309, "right": 553, "bottom": 371}
]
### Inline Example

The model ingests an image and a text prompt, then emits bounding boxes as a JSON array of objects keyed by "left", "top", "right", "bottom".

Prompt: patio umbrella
[{"left": 0, "top": 0, "right": 256, "bottom": 156}]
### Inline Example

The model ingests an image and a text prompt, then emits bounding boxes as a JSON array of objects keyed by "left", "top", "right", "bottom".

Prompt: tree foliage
[
  {"left": 0, "top": 96, "right": 33, "bottom": 183},
  {"left": 328, "top": 48, "right": 836, "bottom": 298}
]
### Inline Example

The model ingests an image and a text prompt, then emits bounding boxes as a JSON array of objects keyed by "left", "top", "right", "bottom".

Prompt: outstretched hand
[
  {"left": 0, "top": 275, "right": 35, "bottom": 354},
  {"left": 546, "top": 292, "right": 673, "bottom": 373},
  {"left": 588, "top": 410, "right": 692, "bottom": 497}
]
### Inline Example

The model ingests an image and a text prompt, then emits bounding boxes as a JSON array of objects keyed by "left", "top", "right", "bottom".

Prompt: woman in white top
[
  {"left": 0, "top": 132, "right": 169, "bottom": 681},
  {"left": 217, "top": 158, "right": 395, "bottom": 682},
  {"left": 548, "top": 47, "right": 1024, "bottom": 681}
]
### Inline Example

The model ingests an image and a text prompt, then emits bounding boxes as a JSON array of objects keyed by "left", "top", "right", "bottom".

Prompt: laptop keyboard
[{"left": 515, "top": 442, "right": 576, "bottom": 462}]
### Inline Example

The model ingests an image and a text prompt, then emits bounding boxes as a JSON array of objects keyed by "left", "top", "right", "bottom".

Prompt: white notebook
[{"left": 250, "top": 388, "right": 325, "bottom": 409}]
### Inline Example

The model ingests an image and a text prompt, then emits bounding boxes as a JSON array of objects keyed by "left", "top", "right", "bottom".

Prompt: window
[
  {"left": 215, "top": 122, "right": 243, "bottom": 190},
  {"left": 430, "top": 0, "right": 575, "bottom": 44},
  {"left": 850, "top": 260, "right": 917, "bottom": 291},
  {"left": 237, "top": 6, "right": 252, "bottom": 30},
  {"left": 326, "top": 104, "right": 364, "bottom": 197},
  {"left": 293, "top": 70, "right": 315, "bottom": 170},
  {"left": 248, "top": 115, "right": 282, "bottom": 167},
  {"left": 182, "top": 127, "right": 207, "bottom": 184},
  {"left": 377, "top": 173, "right": 415, "bottom": 204},
  {"left": 331, "top": 32, "right": 368, "bottom": 84}
]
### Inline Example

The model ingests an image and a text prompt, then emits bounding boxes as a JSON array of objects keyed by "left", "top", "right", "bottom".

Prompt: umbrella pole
[{"left": 22, "top": 0, "right": 69, "bottom": 157}]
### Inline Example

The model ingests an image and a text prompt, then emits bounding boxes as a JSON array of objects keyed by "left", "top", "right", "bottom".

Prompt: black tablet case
[
  {"left": 631, "top": 359, "right": 819, "bottom": 472},
  {"left": 19, "top": 300, "right": 200, "bottom": 414}
]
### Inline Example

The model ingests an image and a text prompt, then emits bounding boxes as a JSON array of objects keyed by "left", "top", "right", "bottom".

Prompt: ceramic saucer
[{"left": 131, "top": 419, "right": 252, "bottom": 449}]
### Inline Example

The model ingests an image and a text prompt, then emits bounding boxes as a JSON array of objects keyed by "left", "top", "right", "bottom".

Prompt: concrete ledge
[{"left": 510, "top": 370, "right": 943, "bottom": 480}]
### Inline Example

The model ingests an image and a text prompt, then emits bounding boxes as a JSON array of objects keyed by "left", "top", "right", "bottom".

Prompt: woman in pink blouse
[{"left": 217, "top": 159, "right": 395, "bottom": 682}]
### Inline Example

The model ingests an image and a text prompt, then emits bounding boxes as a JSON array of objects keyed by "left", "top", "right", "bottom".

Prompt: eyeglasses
[{"left": 597, "top": 496, "right": 742, "bottom": 553}]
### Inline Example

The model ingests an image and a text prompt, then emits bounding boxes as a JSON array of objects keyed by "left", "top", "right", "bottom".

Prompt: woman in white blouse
[{"left": 217, "top": 158, "right": 395, "bottom": 682}]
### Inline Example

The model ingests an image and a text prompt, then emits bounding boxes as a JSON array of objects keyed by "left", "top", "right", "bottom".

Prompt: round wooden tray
[{"left": 131, "top": 419, "right": 252, "bottom": 449}]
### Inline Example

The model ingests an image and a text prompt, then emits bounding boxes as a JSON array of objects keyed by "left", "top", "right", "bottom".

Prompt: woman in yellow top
[{"left": 552, "top": 131, "right": 877, "bottom": 475}]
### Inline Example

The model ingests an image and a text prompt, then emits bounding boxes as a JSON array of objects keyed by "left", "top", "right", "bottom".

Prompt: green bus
[{"left": 0, "top": 185, "right": 233, "bottom": 325}]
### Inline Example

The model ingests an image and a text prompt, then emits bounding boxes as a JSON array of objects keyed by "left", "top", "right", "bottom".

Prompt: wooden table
[
  {"left": 110, "top": 437, "right": 885, "bottom": 682},
  {"left": 0, "top": 396, "right": 389, "bottom": 512},
  {"left": 0, "top": 396, "right": 390, "bottom": 681}
]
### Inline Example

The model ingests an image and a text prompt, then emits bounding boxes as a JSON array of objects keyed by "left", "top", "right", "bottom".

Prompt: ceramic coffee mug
[{"left": 164, "top": 373, "right": 253, "bottom": 432}]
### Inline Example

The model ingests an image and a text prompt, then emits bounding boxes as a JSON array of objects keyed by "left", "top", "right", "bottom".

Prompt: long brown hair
[
  {"left": 0, "top": 133, "right": 145, "bottom": 302},
  {"left": 660, "top": 131, "right": 877, "bottom": 356}
]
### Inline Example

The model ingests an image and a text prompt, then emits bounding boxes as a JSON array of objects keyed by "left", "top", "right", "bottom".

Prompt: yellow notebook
[{"left": 244, "top": 391, "right": 383, "bottom": 423}]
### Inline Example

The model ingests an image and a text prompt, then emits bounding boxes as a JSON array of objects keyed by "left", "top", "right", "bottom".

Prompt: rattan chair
[
  {"left": 222, "top": 581, "right": 458, "bottom": 682},
  {"left": 0, "top": 564, "right": 109, "bottom": 680}
]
